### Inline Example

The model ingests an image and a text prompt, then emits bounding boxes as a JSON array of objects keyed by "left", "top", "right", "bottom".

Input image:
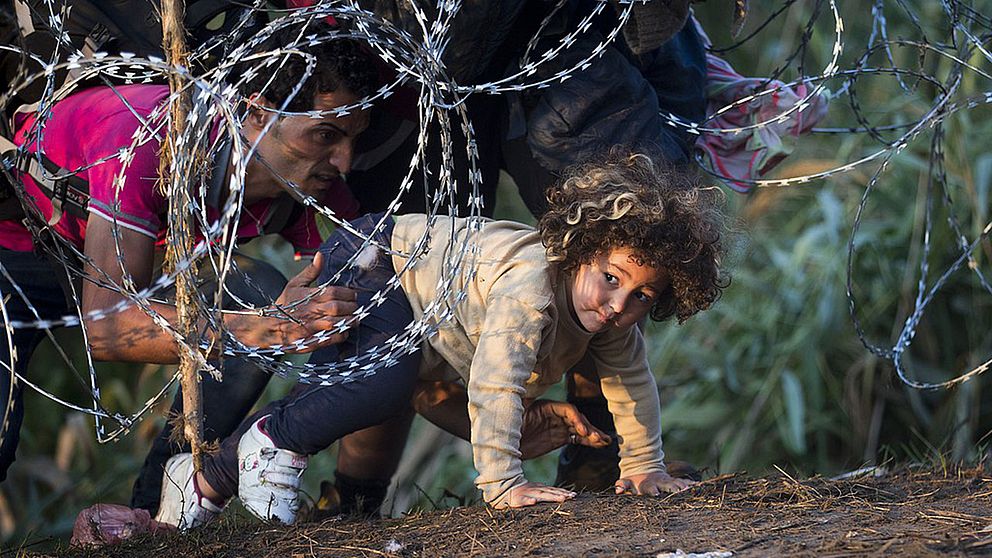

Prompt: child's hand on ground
[
  {"left": 505, "top": 482, "right": 577, "bottom": 508},
  {"left": 519, "top": 399, "right": 612, "bottom": 459},
  {"left": 614, "top": 470, "right": 695, "bottom": 496}
]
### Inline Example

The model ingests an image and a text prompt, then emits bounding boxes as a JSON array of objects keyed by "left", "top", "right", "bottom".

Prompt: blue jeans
[
  {"left": 503, "top": 19, "right": 707, "bottom": 217},
  {"left": 201, "top": 214, "right": 419, "bottom": 498}
]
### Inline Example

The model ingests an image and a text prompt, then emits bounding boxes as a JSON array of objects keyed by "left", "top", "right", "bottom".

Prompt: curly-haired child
[{"left": 155, "top": 150, "right": 727, "bottom": 528}]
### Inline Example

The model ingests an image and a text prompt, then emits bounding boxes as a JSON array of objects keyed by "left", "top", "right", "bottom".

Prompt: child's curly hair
[{"left": 539, "top": 150, "right": 727, "bottom": 323}]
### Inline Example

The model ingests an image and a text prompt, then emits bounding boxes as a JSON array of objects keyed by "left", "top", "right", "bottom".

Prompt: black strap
[
  {"left": 1, "top": 134, "right": 89, "bottom": 222},
  {"left": 31, "top": 150, "right": 90, "bottom": 218},
  {"left": 186, "top": 0, "right": 239, "bottom": 30},
  {"left": 0, "top": 168, "right": 23, "bottom": 222},
  {"left": 263, "top": 192, "right": 305, "bottom": 235}
]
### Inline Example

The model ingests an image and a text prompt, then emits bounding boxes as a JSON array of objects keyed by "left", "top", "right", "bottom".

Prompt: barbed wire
[{"left": 0, "top": 0, "right": 989, "bottom": 452}]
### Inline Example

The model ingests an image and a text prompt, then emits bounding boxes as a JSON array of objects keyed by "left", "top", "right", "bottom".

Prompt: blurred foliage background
[{"left": 4, "top": 0, "right": 992, "bottom": 549}]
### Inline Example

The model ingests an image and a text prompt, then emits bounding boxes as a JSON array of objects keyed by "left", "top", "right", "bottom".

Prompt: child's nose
[{"left": 609, "top": 294, "right": 627, "bottom": 316}]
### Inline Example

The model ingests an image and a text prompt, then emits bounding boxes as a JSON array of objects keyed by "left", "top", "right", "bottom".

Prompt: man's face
[
  {"left": 244, "top": 88, "right": 369, "bottom": 202},
  {"left": 570, "top": 247, "right": 670, "bottom": 333}
]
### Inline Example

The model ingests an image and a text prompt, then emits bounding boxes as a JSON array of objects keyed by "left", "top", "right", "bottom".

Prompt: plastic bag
[{"left": 70, "top": 504, "right": 175, "bottom": 548}]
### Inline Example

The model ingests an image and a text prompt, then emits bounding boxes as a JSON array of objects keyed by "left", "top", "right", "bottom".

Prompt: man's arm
[
  {"left": 411, "top": 381, "right": 471, "bottom": 440},
  {"left": 81, "top": 216, "right": 357, "bottom": 363},
  {"left": 330, "top": 380, "right": 612, "bottom": 498},
  {"left": 413, "top": 381, "right": 611, "bottom": 459}
]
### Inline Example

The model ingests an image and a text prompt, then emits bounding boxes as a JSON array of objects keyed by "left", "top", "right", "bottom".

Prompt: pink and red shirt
[{"left": 1, "top": 84, "right": 359, "bottom": 256}]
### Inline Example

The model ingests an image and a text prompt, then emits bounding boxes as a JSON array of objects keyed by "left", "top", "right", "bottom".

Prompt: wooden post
[{"left": 160, "top": 0, "right": 204, "bottom": 469}]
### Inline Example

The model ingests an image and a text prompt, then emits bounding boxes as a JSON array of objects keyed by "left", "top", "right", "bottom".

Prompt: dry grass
[{"left": 20, "top": 465, "right": 990, "bottom": 558}]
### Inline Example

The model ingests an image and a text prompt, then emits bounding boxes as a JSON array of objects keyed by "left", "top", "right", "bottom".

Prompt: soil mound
[{"left": 33, "top": 466, "right": 992, "bottom": 557}]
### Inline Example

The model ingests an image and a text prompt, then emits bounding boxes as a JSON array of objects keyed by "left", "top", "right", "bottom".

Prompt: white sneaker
[
  {"left": 238, "top": 416, "right": 308, "bottom": 524},
  {"left": 155, "top": 453, "right": 224, "bottom": 530}
]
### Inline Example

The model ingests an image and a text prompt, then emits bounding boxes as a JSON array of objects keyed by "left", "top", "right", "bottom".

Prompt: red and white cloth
[{"left": 696, "top": 24, "right": 831, "bottom": 193}]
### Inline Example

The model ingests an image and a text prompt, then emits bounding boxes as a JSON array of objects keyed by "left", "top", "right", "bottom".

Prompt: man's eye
[{"left": 315, "top": 130, "right": 339, "bottom": 143}]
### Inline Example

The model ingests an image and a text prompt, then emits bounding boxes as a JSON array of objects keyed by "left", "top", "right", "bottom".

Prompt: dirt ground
[{"left": 24, "top": 466, "right": 992, "bottom": 557}]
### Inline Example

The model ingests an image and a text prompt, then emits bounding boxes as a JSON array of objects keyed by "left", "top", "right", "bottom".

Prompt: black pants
[
  {"left": 0, "top": 247, "right": 287, "bottom": 515},
  {"left": 0, "top": 247, "right": 71, "bottom": 483}
]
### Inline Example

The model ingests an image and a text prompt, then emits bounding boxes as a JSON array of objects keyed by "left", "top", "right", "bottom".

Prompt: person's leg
[
  {"left": 0, "top": 248, "right": 70, "bottom": 482},
  {"left": 632, "top": 19, "right": 707, "bottom": 146},
  {"left": 0, "top": 353, "right": 26, "bottom": 483},
  {"left": 346, "top": 95, "right": 501, "bottom": 218},
  {"left": 328, "top": 407, "right": 416, "bottom": 517},
  {"left": 130, "top": 253, "right": 286, "bottom": 513},
  {"left": 199, "top": 215, "right": 418, "bottom": 505},
  {"left": 554, "top": 354, "right": 621, "bottom": 491}
]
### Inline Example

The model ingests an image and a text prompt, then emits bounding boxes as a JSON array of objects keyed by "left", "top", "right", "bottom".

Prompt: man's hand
[
  {"left": 614, "top": 470, "right": 694, "bottom": 496},
  {"left": 519, "top": 400, "right": 611, "bottom": 459},
  {"left": 262, "top": 252, "right": 357, "bottom": 351},
  {"left": 503, "top": 481, "right": 576, "bottom": 508}
]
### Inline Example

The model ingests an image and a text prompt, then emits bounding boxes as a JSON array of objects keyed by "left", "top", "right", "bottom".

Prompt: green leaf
[{"left": 780, "top": 370, "right": 806, "bottom": 454}]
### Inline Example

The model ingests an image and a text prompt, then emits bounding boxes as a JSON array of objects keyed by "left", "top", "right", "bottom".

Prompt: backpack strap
[
  {"left": 186, "top": 1, "right": 241, "bottom": 30},
  {"left": 0, "top": 131, "right": 89, "bottom": 224},
  {"left": 262, "top": 193, "right": 305, "bottom": 236},
  {"left": 203, "top": 138, "right": 303, "bottom": 237}
]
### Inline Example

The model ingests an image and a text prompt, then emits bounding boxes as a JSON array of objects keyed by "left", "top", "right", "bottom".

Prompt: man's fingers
[
  {"left": 552, "top": 403, "right": 610, "bottom": 444},
  {"left": 572, "top": 426, "right": 611, "bottom": 447},
  {"left": 287, "top": 287, "right": 357, "bottom": 324},
  {"left": 310, "top": 285, "right": 358, "bottom": 305},
  {"left": 261, "top": 253, "right": 365, "bottom": 354},
  {"left": 537, "top": 401, "right": 612, "bottom": 447},
  {"left": 548, "top": 401, "right": 592, "bottom": 437},
  {"left": 589, "top": 426, "right": 611, "bottom": 445},
  {"left": 305, "top": 297, "right": 358, "bottom": 319},
  {"left": 580, "top": 430, "right": 611, "bottom": 448}
]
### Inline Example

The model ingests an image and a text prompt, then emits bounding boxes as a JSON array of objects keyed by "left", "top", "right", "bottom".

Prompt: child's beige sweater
[{"left": 391, "top": 214, "right": 666, "bottom": 507}]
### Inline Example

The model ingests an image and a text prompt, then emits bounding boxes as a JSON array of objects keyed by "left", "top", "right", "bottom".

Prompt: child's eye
[
  {"left": 603, "top": 272, "right": 618, "bottom": 285},
  {"left": 634, "top": 291, "right": 654, "bottom": 303}
]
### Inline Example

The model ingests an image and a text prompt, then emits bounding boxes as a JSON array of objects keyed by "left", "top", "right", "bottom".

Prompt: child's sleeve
[
  {"left": 589, "top": 326, "right": 667, "bottom": 478},
  {"left": 466, "top": 295, "right": 553, "bottom": 508}
]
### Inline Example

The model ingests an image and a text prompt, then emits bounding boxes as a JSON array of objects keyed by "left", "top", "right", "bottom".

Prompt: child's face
[{"left": 570, "top": 248, "right": 669, "bottom": 333}]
